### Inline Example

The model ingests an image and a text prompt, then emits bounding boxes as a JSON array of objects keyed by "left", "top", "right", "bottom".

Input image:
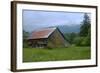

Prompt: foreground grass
[{"left": 23, "top": 46, "right": 90, "bottom": 62}]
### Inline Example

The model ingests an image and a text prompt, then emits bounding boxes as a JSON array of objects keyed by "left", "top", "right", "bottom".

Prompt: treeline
[{"left": 65, "top": 13, "right": 91, "bottom": 46}]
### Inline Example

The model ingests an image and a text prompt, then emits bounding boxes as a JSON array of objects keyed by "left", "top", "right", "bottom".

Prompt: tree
[
  {"left": 23, "top": 30, "right": 30, "bottom": 48},
  {"left": 68, "top": 32, "right": 77, "bottom": 44},
  {"left": 74, "top": 37, "right": 84, "bottom": 46},
  {"left": 65, "top": 32, "right": 78, "bottom": 44},
  {"left": 78, "top": 13, "right": 91, "bottom": 46},
  {"left": 79, "top": 13, "right": 90, "bottom": 37},
  {"left": 23, "top": 30, "right": 29, "bottom": 39}
]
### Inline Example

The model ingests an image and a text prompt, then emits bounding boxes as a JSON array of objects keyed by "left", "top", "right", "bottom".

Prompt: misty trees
[
  {"left": 65, "top": 32, "right": 78, "bottom": 44},
  {"left": 65, "top": 13, "right": 91, "bottom": 46}
]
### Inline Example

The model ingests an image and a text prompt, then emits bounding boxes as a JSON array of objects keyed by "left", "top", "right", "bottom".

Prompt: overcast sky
[{"left": 23, "top": 10, "right": 90, "bottom": 32}]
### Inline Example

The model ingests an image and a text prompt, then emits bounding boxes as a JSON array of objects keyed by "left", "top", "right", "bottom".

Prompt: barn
[{"left": 27, "top": 27, "right": 69, "bottom": 48}]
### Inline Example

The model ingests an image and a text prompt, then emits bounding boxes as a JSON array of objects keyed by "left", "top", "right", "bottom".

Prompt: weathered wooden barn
[{"left": 27, "top": 27, "right": 69, "bottom": 48}]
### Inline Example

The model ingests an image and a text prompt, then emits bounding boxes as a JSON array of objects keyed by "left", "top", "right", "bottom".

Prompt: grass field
[{"left": 23, "top": 46, "right": 91, "bottom": 62}]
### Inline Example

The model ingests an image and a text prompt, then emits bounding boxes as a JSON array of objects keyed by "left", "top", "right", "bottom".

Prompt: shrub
[{"left": 74, "top": 36, "right": 90, "bottom": 46}]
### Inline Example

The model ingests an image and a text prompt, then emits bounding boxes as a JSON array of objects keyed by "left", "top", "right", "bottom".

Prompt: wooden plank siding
[{"left": 47, "top": 29, "right": 69, "bottom": 48}]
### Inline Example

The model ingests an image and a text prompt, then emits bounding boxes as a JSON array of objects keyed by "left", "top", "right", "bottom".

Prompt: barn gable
[{"left": 47, "top": 28, "right": 69, "bottom": 48}]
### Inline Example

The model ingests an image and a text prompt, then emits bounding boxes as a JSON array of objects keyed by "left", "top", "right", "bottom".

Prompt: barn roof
[{"left": 28, "top": 27, "right": 56, "bottom": 39}]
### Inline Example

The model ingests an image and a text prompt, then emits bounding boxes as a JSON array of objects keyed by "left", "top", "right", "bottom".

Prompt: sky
[{"left": 23, "top": 10, "right": 90, "bottom": 32}]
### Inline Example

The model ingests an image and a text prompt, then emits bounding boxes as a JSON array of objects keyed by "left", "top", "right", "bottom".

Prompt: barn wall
[
  {"left": 28, "top": 39, "right": 47, "bottom": 48},
  {"left": 47, "top": 29, "right": 68, "bottom": 48}
]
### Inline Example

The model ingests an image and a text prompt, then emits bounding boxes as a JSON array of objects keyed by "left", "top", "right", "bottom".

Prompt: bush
[
  {"left": 81, "top": 36, "right": 90, "bottom": 46},
  {"left": 73, "top": 37, "right": 83, "bottom": 46},
  {"left": 74, "top": 36, "right": 90, "bottom": 46}
]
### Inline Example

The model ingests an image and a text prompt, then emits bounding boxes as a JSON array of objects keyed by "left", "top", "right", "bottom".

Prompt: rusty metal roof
[{"left": 28, "top": 27, "right": 56, "bottom": 39}]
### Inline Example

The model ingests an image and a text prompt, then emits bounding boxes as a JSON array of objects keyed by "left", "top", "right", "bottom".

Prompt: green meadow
[{"left": 23, "top": 46, "right": 91, "bottom": 62}]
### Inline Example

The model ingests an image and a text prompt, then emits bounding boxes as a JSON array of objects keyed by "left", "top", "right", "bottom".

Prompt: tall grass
[{"left": 23, "top": 46, "right": 90, "bottom": 62}]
